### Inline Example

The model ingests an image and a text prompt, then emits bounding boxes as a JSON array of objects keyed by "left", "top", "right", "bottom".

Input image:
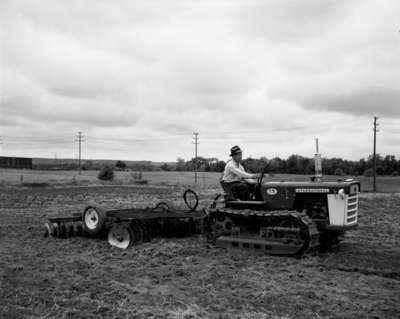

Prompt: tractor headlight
[
  {"left": 338, "top": 188, "right": 346, "bottom": 199},
  {"left": 350, "top": 184, "right": 359, "bottom": 194}
]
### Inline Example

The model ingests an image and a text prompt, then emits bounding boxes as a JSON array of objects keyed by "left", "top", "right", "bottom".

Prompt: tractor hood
[
  {"left": 259, "top": 179, "right": 360, "bottom": 209},
  {"left": 262, "top": 180, "right": 360, "bottom": 194}
]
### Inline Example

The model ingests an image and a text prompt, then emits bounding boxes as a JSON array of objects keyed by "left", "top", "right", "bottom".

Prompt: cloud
[
  {"left": 229, "top": 0, "right": 355, "bottom": 42},
  {"left": 1, "top": 0, "right": 399, "bottom": 161},
  {"left": 302, "top": 87, "right": 400, "bottom": 117}
]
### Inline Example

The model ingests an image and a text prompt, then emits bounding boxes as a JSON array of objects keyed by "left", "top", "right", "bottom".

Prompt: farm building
[{"left": 0, "top": 156, "right": 33, "bottom": 169}]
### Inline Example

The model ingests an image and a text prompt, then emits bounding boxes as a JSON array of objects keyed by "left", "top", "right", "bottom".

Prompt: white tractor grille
[{"left": 346, "top": 194, "right": 358, "bottom": 224}]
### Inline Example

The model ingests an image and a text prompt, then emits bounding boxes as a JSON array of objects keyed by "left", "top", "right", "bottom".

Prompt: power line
[
  {"left": 373, "top": 117, "right": 379, "bottom": 192},
  {"left": 75, "top": 131, "right": 85, "bottom": 174},
  {"left": 192, "top": 132, "right": 199, "bottom": 183}
]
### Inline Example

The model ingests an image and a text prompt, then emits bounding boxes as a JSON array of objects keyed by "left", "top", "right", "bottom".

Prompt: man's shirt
[{"left": 222, "top": 159, "right": 253, "bottom": 183}]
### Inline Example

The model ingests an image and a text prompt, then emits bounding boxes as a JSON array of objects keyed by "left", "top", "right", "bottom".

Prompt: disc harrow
[{"left": 44, "top": 189, "right": 204, "bottom": 249}]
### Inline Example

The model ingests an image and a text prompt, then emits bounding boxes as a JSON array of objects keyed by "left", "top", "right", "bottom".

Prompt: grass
[{"left": 0, "top": 168, "right": 399, "bottom": 193}]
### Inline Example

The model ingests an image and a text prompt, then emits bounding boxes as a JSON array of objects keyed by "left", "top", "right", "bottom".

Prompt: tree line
[
  {"left": 160, "top": 154, "right": 400, "bottom": 176},
  {"left": 31, "top": 154, "right": 400, "bottom": 176}
]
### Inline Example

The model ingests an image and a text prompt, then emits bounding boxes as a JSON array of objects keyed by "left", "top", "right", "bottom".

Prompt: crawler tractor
[
  {"left": 205, "top": 174, "right": 360, "bottom": 255},
  {"left": 204, "top": 139, "right": 360, "bottom": 255}
]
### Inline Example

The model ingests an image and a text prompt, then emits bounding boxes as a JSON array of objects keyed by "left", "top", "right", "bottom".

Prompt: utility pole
[
  {"left": 192, "top": 132, "right": 199, "bottom": 183},
  {"left": 373, "top": 117, "right": 379, "bottom": 192},
  {"left": 0, "top": 137, "right": 2, "bottom": 177},
  {"left": 314, "top": 138, "right": 322, "bottom": 181},
  {"left": 75, "top": 132, "right": 84, "bottom": 174}
]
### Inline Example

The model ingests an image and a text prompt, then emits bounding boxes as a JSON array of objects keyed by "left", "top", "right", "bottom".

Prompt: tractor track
[{"left": 207, "top": 208, "right": 320, "bottom": 255}]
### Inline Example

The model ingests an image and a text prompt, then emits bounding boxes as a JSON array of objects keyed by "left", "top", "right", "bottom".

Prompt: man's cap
[{"left": 230, "top": 145, "right": 242, "bottom": 156}]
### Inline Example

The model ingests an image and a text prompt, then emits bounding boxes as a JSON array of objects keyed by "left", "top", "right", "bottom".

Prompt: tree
[
  {"left": 160, "top": 163, "right": 171, "bottom": 171},
  {"left": 268, "top": 157, "right": 284, "bottom": 173},
  {"left": 83, "top": 160, "right": 95, "bottom": 170},
  {"left": 176, "top": 157, "right": 186, "bottom": 171},
  {"left": 363, "top": 168, "right": 373, "bottom": 177},
  {"left": 382, "top": 155, "right": 397, "bottom": 175},
  {"left": 98, "top": 166, "right": 114, "bottom": 180},
  {"left": 115, "top": 160, "right": 127, "bottom": 170},
  {"left": 334, "top": 168, "right": 345, "bottom": 176},
  {"left": 286, "top": 155, "right": 299, "bottom": 174}
]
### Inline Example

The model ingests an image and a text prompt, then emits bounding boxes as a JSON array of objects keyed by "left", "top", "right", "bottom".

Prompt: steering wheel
[{"left": 257, "top": 172, "right": 265, "bottom": 186}]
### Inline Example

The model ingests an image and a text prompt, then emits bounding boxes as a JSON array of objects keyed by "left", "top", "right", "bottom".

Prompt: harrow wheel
[
  {"left": 82, "top": 205, "right": 106, "bottom": 235},
  {"left": 108, "top": 224, "right": 133, "bottom": 249}
]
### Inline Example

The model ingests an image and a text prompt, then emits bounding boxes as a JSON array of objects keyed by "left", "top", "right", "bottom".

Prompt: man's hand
[{"left": 244, "top": 178, "right": 258, "bottom": 184}]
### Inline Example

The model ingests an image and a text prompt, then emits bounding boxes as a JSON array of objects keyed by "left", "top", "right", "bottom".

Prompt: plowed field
[{"left": 0, "top": 186, "right": 399, "bottom": 319}]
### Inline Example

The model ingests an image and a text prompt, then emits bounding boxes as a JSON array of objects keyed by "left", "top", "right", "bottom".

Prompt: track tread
[{"left": 208, "top": 208, "right": 320, "bottom": 255}]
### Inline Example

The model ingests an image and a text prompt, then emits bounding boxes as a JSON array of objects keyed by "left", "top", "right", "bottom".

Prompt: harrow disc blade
[
  {"left": 52, "top": 223, "right": 59, "bottom": 237},
  {"left": 152, "top": 220, "right": 162, "bottom": 238},
  {"left": 183, "top": 220, "right": 192, "bottom": 237},
  {"left": 147, "top": 221, "right": 157, "bottom": 238},
  {"left": 188, "top": 218, "right": 197, "bottom": 234},
  {"left": 170, "top": 220, "right": 179, "bottom": 238},
  {"left": 130, "top": 221, "right": 144, "bottom": 243},
  {"left": 108, "top": 225, "right": 133, "bottom": 249},
  {"left": 58, "top": 223, "right": 66, "bottom": 238},
  {"left": 65, "top": 224, "right": 74, "bottom": 238},
  {"left": 73, "top": 223, "right": 84, "bottom": 236},
  {"left": 44, "top": 222, "right": 52, "bottom": 237},
  {"left": 161, "top": 220, "right": 173, "bottom": 237},
  {"left": 176, "top": 220, "right": 185, "bottom": 238},
  {"left": 141, "top": 221, "right": 152, "bottom": 242}
]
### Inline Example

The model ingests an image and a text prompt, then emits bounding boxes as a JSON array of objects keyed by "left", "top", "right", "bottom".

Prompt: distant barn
[{"left": 0, "top": 156, "right": 33, "bottom": 169}]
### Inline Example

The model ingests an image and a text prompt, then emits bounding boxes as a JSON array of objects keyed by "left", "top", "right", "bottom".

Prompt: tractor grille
[{"left": 346, "top": 194, "right": 358, "bottom": 224}]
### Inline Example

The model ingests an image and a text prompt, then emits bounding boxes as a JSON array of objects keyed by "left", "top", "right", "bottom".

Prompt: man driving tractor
[{"left": 222, "top": 145, "right": 259, "bottom": 200}]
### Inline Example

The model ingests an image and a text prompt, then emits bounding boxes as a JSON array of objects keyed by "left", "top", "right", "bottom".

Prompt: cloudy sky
[{"left": 1, "top": 0, "right": 399, "bottom": 162}]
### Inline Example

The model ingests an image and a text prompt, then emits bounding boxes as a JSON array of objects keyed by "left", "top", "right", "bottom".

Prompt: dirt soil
[{"left": 0, "top": 186, "right": 399, "bottom": 319}]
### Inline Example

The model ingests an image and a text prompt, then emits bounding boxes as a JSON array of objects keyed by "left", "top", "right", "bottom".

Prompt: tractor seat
[
  {"left": 220, "top": 180, "right": 237, "bottom": 201},
  {"left": 220, "top": 180, "right": 232, "bottom": 194},
  {"left": 220, "top": 180, "right": 265, "bottom": 203}
]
